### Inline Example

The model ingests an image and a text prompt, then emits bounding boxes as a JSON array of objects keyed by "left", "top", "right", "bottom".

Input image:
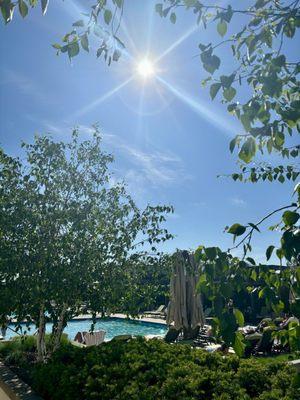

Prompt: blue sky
[{"left": 0, "top": 0, "right": 297, "bottom": 262}]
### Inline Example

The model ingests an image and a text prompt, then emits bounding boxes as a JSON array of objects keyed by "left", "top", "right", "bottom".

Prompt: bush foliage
[{"left": 1, "top": 337, "right": 299, "bottom": 400}]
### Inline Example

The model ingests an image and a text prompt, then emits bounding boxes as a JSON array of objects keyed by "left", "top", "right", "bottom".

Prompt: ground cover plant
[{"left": 0, "top": 337, "right": 299, "bottom": 400}]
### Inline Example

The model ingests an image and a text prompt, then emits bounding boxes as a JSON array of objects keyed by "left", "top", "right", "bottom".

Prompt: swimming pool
[{"left": 5, "top": 317, "right": 167, "bottom": 341}]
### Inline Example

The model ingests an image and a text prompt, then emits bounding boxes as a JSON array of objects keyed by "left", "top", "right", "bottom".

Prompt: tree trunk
[
  {"left": 52, "top": 303, "right": 67, "bottom": 352},
  {"left": 183, "top": 325, "right": 200, "bottom": 340},
  {"left": 37, "top": 306, "right": 46, "bottom": 362}
]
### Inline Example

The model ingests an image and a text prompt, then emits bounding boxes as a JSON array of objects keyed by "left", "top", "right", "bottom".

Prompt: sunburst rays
[
  {"left": 67, "top": 0, "right": 234, "bottom": 137},
  {"left": 70, "top": 77, "right": 134, "bottom": 120},
  {"left": 156, "top": 77, "right": 236, "bottom": 137}
]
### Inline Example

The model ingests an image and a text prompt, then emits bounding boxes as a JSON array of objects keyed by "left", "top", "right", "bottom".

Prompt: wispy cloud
[
  {"left": 102, "top": 132, "right": 190, "bottom": 187},
  {"left": 0, "top": 68, "right": 50, "bottom": 103},
  {"left": 230, "top": 197, "right": 247, "bottom": 207},
  {"left": 26, "top": 121, "right": 190, "bottom": 193},
  {"left": 24, "top": 118, "right": 94, "bottom": 136}
]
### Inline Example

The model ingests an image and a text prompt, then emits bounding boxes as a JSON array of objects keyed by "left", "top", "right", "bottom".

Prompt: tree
[
  {"left": 0, "top": 127, "right": 173, "bottom": 361},
  {"left": 195, "top": 243, "right": 300, "bottom": 355},
  {"left": 157, "top": 0, "right": 300, "bottom": 351},
  {"left": 117, "top": 253, "right": 172, "bottom": 315},
  {"left": 154, "top": 0, "right": 300, "bottom": 253},
  {"left": 1, "top": 0, "right": 125, "bottom": 64},
  {"left": 158, "top": 2, "right": 300, "bottom": 171},
  {"left": 2, "top": 0, "right": 299, "bottom": 355}
]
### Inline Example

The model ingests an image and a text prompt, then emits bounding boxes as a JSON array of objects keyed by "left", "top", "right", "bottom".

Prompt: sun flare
[{"left": 136, "top": 59, "right": 155, "bottom": 79}]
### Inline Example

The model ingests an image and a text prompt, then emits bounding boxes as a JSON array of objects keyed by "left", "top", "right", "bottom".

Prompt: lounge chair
[
  {"left": 74, "top": 330, "right": 106, "bottom": 346},
  {"left": 254, "top": 328, "right": 274, "bottom": 355},
  {"left": 193, "top": 326, "right": 217, "bottom": 347},
  {"left": 144, "top": 305, "right": 166, "bottom": 318}
]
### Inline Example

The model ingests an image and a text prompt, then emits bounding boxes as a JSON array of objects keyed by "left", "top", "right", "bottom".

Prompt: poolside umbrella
[{"left": 166, "top": 250, "right": 204, "bottom": 339}]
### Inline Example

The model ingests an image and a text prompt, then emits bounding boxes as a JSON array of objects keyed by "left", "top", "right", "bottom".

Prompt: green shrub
[
  {"left": 1, "top": 337, "right": 299, "bottom": 400},
  {"left": 0, "top": 335, "right": 36, "bottom": 357}
]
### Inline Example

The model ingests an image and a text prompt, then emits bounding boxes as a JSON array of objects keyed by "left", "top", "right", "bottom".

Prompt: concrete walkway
[
  {"left": 0, "top": 361, "right": 42, "bottom": 400},
  {"left": 0, "top": 386, "right": 10, "bottom": 400}
]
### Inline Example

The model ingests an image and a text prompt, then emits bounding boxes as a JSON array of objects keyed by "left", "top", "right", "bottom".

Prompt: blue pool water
[{"left": 5, "top": 318, "right": 167, "bottom": 341}]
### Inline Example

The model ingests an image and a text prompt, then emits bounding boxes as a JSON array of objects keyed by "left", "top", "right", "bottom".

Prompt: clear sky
[{"left": 0, "top": 0, "right": 298, "bottom": 262}]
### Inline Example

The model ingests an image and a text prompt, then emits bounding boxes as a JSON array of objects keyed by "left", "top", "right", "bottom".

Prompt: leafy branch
[{"left": 227, "top": 202, "right": 299, "bottom": 261}]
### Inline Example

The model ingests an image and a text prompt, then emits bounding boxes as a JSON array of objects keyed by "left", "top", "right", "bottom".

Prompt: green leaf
[
  {"left": 223, "top": 87, "right": 236, "bottom": 101},
  {"left": 229, "top": 137, "right": 237, "bottom": 153},
  {"left": 115, "top": 0, "right": 123, "bottom": 8},
  {"left": 217, "top": 20, "right": 227, "bottom": 37},
  {"left": 248, "top": 222, "right": 260, "bottom": 232},
  {"left": 104, "top": 9, "right": 112, "bottom": 25},
  {"left": 255, "top": 0, "right": 266, "bottom": 8},
  {"left": 60, "top": 45, "right": 68, "bottom": 53},
  {"left": 170, "top": 12, "right": 176, "bottom": 24},
  {"left": 284, "top": 17, "right": 296, "bottom": 38},
  {"left": 73, "top": 19, "right": 85, "bottom": 27},
  {"left": 278, "top": 174, "right": 285, "bottom": 183},
  {"left": 155, "top": 3, "right": 163, "bottom": 16},
  {"left": 228, "top": 223, "right": 246, "bottom": 236},
  {"left": 196, "top": 273, "right": 207, "bottom": 292},
  {"left": 232, "top": 173, "right": 240, "bottom": 181},
  {"left": 210, "top": 83, "right": 221, "bottom": 100},
  {"left": 272, "top": 300, "right": 284, "bottom": 314},
  {"left": 266, "top": 245, "right": 275, "bottom": 260},
  {"left": 274, "top": 132, "right": 285, "bottom": 148},
  {"left": 201, "top": 50, "right": 221, "bottom": 74},
  {"left": 204, "top": 56, "right": 220, "bottom": 74},
  {"left": 80, "top": 33, "right": 89, "bottom": 52},
  {"left": 205, "top": 247, "right": 218, "bottom": 260},
  {"left": 220, "top": 74, "right": 235, "bottom": 88},
  {"left": 41, "top": 0, "right": 48, "bottom": 15},
  {"left": 234, "top": 308, "right": 244, "bottom": 327},
  {"left": 273, "top": 54, "right": 286, "bottom": 67},
  {"left": 19, "top": 0, "right": 28, "bottom": 18},
  {"left": 233, "top": 331, "right": 246, "bottom": 357},
  {"left": 67, "top": 41, "right": 80, "bottom": 58},
  {"left": 282, "top": 210, "right": 299, "bottom": 226},
  {"left": 246, "top": 257, "right": 256, "bottom": 266},
  {"left": 238, "top": 137, "right": 257, "bottom": 163},
  {"left": 240, "top": 114, "right": 251, "bottom": 131},
  {"left": 184, "top": 0, "right": 197, "bottom": 6},
  {"left": 1, "top": 0, "right": 16, "bottom": 23},
  {"left": 112, "top": 49, "right": 121, "bottom": 61},
  {"left": 276, "top": 248, "right": 284, "bottom": 260},
  {"left": 267, "top": 139, "right": 273, "bottom": 154},
  {"left": 194, "top": 245, "right": 204, "bottom": 263},
  {"left": 198, "top": 43, "right": 208, "bottom": 52},
  {"left": 250, "top": 269, "right": 257, "bottom": 280}
]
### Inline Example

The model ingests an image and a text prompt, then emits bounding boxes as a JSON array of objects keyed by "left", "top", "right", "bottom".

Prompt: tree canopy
[{"left": 0, "top": 127, "right": 173, "bottom": 360}]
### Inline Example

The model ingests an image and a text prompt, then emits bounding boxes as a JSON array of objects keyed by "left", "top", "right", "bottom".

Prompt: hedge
[{"left": 1, "top": 337, "right": 299, "bottom": 400}]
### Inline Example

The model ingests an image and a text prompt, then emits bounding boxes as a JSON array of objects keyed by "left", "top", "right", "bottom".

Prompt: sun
[{"left": 136, "top": 59, "right": 156, "bottom": 79}]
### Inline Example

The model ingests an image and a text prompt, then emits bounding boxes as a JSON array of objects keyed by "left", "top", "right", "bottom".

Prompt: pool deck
[
  {"left": 72, "top": 313, "right": 167, "bottom": 325},
  {"left": 9, "top": 313, "right": 167, "bottom": 325}
]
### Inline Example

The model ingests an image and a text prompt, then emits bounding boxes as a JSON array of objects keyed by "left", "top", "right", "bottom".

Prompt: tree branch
[{"left": 229, "top": 203, "right": 297, "bottom": 252}]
